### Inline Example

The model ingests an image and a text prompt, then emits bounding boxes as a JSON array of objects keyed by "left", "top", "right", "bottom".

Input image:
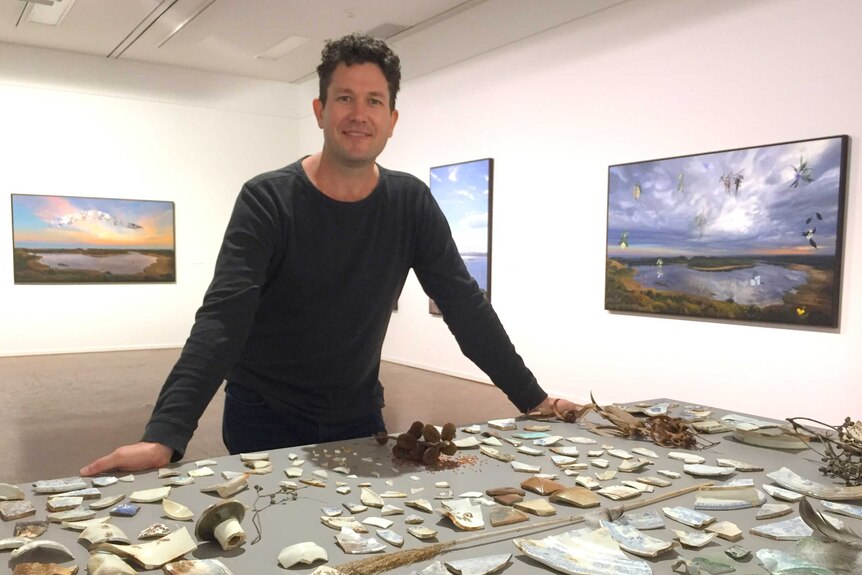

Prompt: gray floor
[{"left": 0, "top": 349, "right": 517, "bottom": 484}]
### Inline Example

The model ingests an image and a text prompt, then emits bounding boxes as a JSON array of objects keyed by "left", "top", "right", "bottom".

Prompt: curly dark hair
[{"left": 317, "top": 33, "right": 401, "bottom": 111}]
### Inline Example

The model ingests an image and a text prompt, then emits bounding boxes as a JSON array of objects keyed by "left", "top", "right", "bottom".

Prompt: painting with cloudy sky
[
  {"left": 430, "top": 158, "right": 493, "bottom": 303},
  {"left": 605, "top": 136, "right": 848, "bottom": 327}
]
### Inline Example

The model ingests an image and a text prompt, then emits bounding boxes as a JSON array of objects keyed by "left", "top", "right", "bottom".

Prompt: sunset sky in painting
[{"left": 12, "top": 195, "right": 175, "bottom": 250}]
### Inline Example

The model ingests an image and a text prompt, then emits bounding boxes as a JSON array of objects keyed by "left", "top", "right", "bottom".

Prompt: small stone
[{"left": 724, "top": 544, "right": 751, "bottom": 560}]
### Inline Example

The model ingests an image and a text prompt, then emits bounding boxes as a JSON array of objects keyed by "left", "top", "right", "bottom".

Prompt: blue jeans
[{"left": 222, "top": 383, "right": 387, "bottom": 454}]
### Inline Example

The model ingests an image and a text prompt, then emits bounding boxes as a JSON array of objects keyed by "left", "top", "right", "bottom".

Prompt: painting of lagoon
[
  {"left": 605, "top": 136, "right": 848, "bottom": 327},
  {"left": 11, "top": 194, "right": 175, "bottom": 283}
]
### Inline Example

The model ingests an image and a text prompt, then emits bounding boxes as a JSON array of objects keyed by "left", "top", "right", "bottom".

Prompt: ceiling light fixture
[
  {"left": 157, "top": 0, "right": 217, "bottom": 48},
  {"left": 256, "top": 35, "right": 310, "bottom": 61},
  {"left": 25, "top": 0, "right": 77, "bottom": 26}
]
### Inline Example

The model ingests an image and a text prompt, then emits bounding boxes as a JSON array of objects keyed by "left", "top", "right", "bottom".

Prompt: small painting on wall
[
  {"left": 605, "top": 135, "right": 848, "bottom": 327},
  {"left": 428, "top": 158, "right": 494, "bottom": 316},
  {"left": 11, "top": 194, "right": 176, "bottom": 284}
]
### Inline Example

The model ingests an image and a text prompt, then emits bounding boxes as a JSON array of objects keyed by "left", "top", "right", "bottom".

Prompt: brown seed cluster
[{"left": 392, "top": 421, "right": 458, "bottom": 465}]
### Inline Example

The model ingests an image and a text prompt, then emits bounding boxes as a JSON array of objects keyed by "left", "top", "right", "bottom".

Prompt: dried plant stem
[{"left": 335, "top": 481, "right": 713, "bottom": 575}]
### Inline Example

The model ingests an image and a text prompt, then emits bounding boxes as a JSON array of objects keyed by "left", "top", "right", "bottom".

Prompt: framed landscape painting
[
  {"left": 11, "top": 194, "right": 176, "bottom": 284},
  {"left": 428, "top": 158, "right": 494, "bottom": 315},
  {"left": 605, "top": 135, "right": 848, "bottom": 327}
]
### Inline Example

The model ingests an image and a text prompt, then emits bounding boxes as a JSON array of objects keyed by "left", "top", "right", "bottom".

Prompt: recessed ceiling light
[
  {"left": 256, "top": 35, "right": 310, "bottom": 61},
  {"left": 27, "top": 0, "right": 77, "bottom": 26}
]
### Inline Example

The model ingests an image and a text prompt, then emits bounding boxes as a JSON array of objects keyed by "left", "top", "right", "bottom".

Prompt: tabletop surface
[{"left": 1, "top": 398, "right": 858, "bottom": 574}]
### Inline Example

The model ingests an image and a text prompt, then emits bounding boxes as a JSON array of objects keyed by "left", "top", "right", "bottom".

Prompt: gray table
[{"left": 1, "top": 399, "right": 856, "bottom": 574}]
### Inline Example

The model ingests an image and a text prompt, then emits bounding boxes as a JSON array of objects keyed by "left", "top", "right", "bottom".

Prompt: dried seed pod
[
  {"left": 408, "top": 421, "right": 425, "bottom": 438},
  {"left": 422, "top": 424, "right": 441, "bottom": 443},
  {"left": 375, "top": 431, "right": 390, "bottom": 445},
  {"left": 396, "top": 433, "right": 418, "bottom": 449},
  {"left": 410, "top": 444, "right": 426, "bottom": 461},
  {"left": 422, "top": 446, "right": 441, "bottom": 466},
  {"left": 392, "top": 446, "right": 412, "bottom": 460},
  {"left": 440, "top": 441, "right": 457, "bottom": 456},
  {"left": 441, "top": 422, "right": 457, "bottom": 441}
]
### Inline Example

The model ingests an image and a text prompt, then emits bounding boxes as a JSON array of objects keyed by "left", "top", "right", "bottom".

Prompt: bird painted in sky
[
  {"left": 619, "top": 231, "right": 629, "bottom": 248},
  {"left": 676, "top": 173, "right": 685, "bottom": 193},
  {"left": 790, "top": 156, "right": 814, "bottom": 188},
  {"left": 720, "top": 170, "right": 744, "bottom": 196},
  {"left": 633, "top": 184, "right": 641, "bottom": 200},
  {"left": 802, "top": 227, "right": 817, "bottom": 248},
  {"left": 806, "top": 212, "right": 823, "bottom": 225}
]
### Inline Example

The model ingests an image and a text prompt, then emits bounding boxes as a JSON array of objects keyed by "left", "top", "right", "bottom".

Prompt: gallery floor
[{"left": 0, "top": 349, "right": 518, "bottom": 484}]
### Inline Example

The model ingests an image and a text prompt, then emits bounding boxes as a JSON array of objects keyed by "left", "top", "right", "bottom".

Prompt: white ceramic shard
[
  {"left": 453, "top": 436, "right": 481, "bottom": 448},
  {"left": 601, "top": 520, "right": 673, "bottom": 557},
  {"left": 405, "top": 499, "right": 432, "bottom": 513},
  {"left": 767, "top": 467, "right": 862, "bottom": 501},
  {"left": 360, "top": 487, "right": 384, "bottom": 508},
  {"left": 457, "top": 492, "right": 483, "bottom": 499},
  {"left": 821, "top": 500, "right": 862, "bottom": 519},
  {"left": 598, "top": 485, "right": 641, "bottom": 501},
  {"left": 552, "top": 455, "right": 578, "bottom": 467},
  {"left": 344, "top": 502, "right": 368, "bottom": 514},
  {"left": 662, "top": 506, "right": 715, "bottom": 528},
  {"left": 284, "top": 467, "right": 303, "bottom": 478},
  {"left": 480, "top": 446, "right": 514, "bottom": 462},
  {"left": 575, "top": 476, "right": 601, "bottom": 490},
  {"left": 376, "top": 529, "right": 404, "bottom": 548},
  {"left": 46, "top": 496, "right": 83, "bottom": 512},
  {"left": 164, "top": 476, "right": 195, "bottom": 487},
  {"left": 163, "top": 499, "right": 194, "bottom": 521},
  {"left": 721, "top": 477, "right": 755, "bottom": 487},
  {"left": 441, "top": 499, "right": 485, "bottom": 530},
  {"left": 362, "top": 516, "right": 394, "bottom": 529},
  {"left": 336, "top": 486, "right": 351, "bottom": 495},
  {"left": 672, "top": 528, "right": 717, "bottom": 548},
  {"left": 163, "top": 559, "right": 233, "bottom": 574},
  {"left": 444, "top": 553, "right": 512, "bottom": 575},
  {"left": 533, "top": 435, "right": 563, "bottom": 447},
  {"left": 463, "top": 425, "right": 482, "bottom": 434},
  {"left": 715, "top": 458, "right": 763, "bottom": 472},
  {"left": 683, "top": 464, "right": 735, "bottom": 477},
  {"left": 118, "top": 474, "right": 135, "bottom": 482},
  {"left": 61, "top": 516, "right": 112, "bottom": 531},
  {"left": 9, "top": 540, "right": 75, "bottom": 567},
  {"left": 239, "top": 452, "right": 269, "bottom": 461},
  {"left": 511, "top": 461, "right": 541, "bottom": 473},
  {"left": 195, "top": 459, "right": 218, "bottom": 467},
  {"left": 435, "top": 490, "right": 454, "bottom": 500},
  {"left": 321, "top": 516, "right": 367, "bottom": 532},
  {"left": 607, "top": 449, "right": 632, "bottom": 460},
  {"left": 618, "top": 459, "right": 651, "bottom": 473},
  {"left": 380, "top": 490, "right": 407, "bottom": 498},
  {"left": 750, "top": 516, "right": 813, "bottom": 540},
  {"left": 129, "top": 486, "right": 171, "bottom": 503},
  {"left": 278, "top": 541, "right": 328, "bottom": 568},
  {"left": 595, "top": 470, "right": 616, "bottom": 482},
  {"left": 656, "top": 469, "right": 680, "bottom": 479},
  {"left": 488, "top": 418, "right": 517, "bottom": 430},
  {"left": 87, "top": 550, "right": 137, "bottom": 574},
  {"left": 313, "top": 469, "right": 329, "bottom": 479},
  {"left": 630, "top": 447, "right": 658, "bottom": 459},
  {"left": 763, "top": 484, "right": 804, "bottom": 502},
  {"left": 188, "top": 467, "right": 214, "bottom": 478},
  {"left": 635, "top": 476, "right": 671, "bottom": 487},
  {"left": 756, "top": 503, "right": 793, "bottom": 520},
  {"left": 47, "top": 508, "right": 95, "bottom": 523},
  {"left": 513, "top": 526, "right": 652, "bottom": 575},
  {"left": 0, "top": 537, "right": 29, "bottom": 551},
  {"left": 32, "top": 477, "right": 88, "bottom": 494},
  {"left": 321, "top": 505, "right": 343, "bottom": 517},
  {"left": 200, "top": 473, "right": 249, "bottom": 498},
  {"left": 90, "top": 494, "right": 125, "bottom": 511},
  {"left": 615, "top": 511, "right": 664, "bottom": 530},
  {"left": 0, "top": 483, "right": 25, "bottom": 501},
  {"left": 158, "top": 468, "right": 181, "bottom": 478},
  {"left": 567, "top": 436, "right": 597, "bottom": 444},
  {"left": 407, "top": 526, "right": 438, "bottom": 540},
  {"left": 591, "top": 459, "right": 610, "bottom": 469},
  {"left": 621, "top": 480, "right": 652, "bottom": 493},
  {"left": 79, "top": 523, "right": 131, "bottom": 548},
  {"left": 518, "top": 446, "right": 544, "bottom": 456},
  {"left": 706, "top": 520, "right": 743, "bottom": 541},
  {"left": 667, "top": 452, "right": 705, "bottom": 464},
  {"left": 404, "top": 514, "right": 424, "bottom": 524},
  {"left": 550, "top": 446, "right": 580, "bottom": 457},
  {"left": 481, "top": 436, "right": 504, "bottom": 447},
  {"left": 139, "top": 523, "right": 172, "bottom": 539},
  {"left": 92, "top": 476, "right": 119, "bottom": 488},
  {"left": 94, "top": 527, "right": 197, "bottom": 569},
  {"left": 694, "top": 485, "right": 766, "bottom": 511}
]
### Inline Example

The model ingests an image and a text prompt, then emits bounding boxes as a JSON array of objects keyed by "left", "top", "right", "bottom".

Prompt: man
[{"left": 81, "top": 33, "right": 577, "bottom": 476}]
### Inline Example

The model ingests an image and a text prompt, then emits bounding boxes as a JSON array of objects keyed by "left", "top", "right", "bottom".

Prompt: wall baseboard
[
  {"left": 0, "top": 344, "right": 183, "bottom": 358},
  {"left": 380, "top": 355, "right": 492, "bottom": 386}
]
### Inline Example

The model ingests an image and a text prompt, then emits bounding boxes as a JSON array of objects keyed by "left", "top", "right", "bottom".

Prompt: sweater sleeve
[
  {"left": 410, "top": 189, "right": 547, "bottom": 413},
  {"left": 142, "top": 181, "right": 282, "bottom": 460}
]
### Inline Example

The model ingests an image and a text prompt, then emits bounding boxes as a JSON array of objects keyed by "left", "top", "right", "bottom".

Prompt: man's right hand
[{"left": 80, "top": 441, "right": 173, "bottom": 477}]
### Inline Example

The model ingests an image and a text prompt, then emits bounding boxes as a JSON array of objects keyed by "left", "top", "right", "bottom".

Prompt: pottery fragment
[
  {"left": 0, "top": 537, "right": 29, "bottom": 551},
  {"left": 158, "top": 469, "right": 181, "bottom": 479},
  {"left": 667, "top": 452, "right": 705, "bottom": 465},
  {"left": 163, "top": 559, "right": 234, "bottom": 574},
  {"left": 362, "top": 516, "right": 394, "bottom": 529},
  {"left": 763, "top": 484, "right": 804, "bottom": 502},
  {"left": 768, "top": 466, "right": 862, "bottom": 501},
  {"left": 533, "top": 436, "right": 563, "bottom": 447},
  {"left": 195, "top": 500, "right": 247, "bottom": 551},
  {"left": 614, "top": 511, "right": 665, "bottom": 531},
  {"left": 517, "top": 446, "right": 544, "bottom": 456},
  {"left": 78, "top": 523, "right": 130, "bottom": 548},
  {"left": 10, "top": 563, "right": 78, "bottom": 575},
  {"left": 510, "top": 461, "right": 541, "bottom": 474},
  {"left": 607, "top": 449, "right": 632, "bottom": 460},
  {"left": 87, "top": 551, "right": 135, "bottom": 575},
  {"left": 724, "top": 544, "right": 751, "bottom": 560},
  {"left": 513, "top": 499, "right": 556, "bottom": 517},
  {"left": 32, "top": 478, "right": 88, "bottom": 494},
  {"left": 755, "top": 548, "right": 833, "bottom": 575},
  {"left": 47, "top": 508, "right": 95, "bottom": 523},
  {"left": 453, "top": 436, "right": 481, "bottom": 449},
  {"left": 715, "top": 458, "right": 763, "bottom": 472},
  {"left": 444, "top": 553, "right": 512, "bottom": 575},
  {"left": 566, "top": 436, "right": 597, "bottom": 445},
  {"left": 694, "top": 485, "right": 765, "bottom": 511},
  {"left": 683, "top": 464, "right": 735, "bottom": 477},
  {"left": 321, "top": 505, "right": 343, "bottom": 517},
  {"left": 662, "top": 506, "right": 715, "bottom": 528},
  {"left": 404, "top": 514, "right": 424, "bottom": 524},
  {"left": 8, "top": 540, "right": 75, "bottom": 568},
  {"left": 480, "top": 436, "right": 503, "bottom": 447},
  {"left": 407, "top": 526, "right": 438, "bottom": 540},
  {"left": 44, "top": 496, "right": 83, "bottom": 511},
  {"left": 240, "top": 452, "right": 269, "bottom": 462},
  {"left": 756, "top": 503, "right": 793, "bottom": 520},
  {"left": 129, "top": 486, "right": 170, "bottom": 503},
  {"left": 61, "top": 488, "right": 101, "bottom": 499},
  {"left": 750, "top": 516, "right": 813, "bottom": 540},
  {"left": 602, "top": 520, "right": 674, "bottom": 557},
  {"left": 575, "top": 476, "right": 601, "bottom": 490},
  {"left": 513, "top": 526, "right": 652, "bottom": 575},
  {"left": 138, "top": 523, "right": 171, "bottom": 539},
  {"left": 89, "top": 494, "right": 124, "bottom": 511},
  {"left": 278, "top": 541, "right": 328, "bottom": 568},
  {"left": 597, "top": 485, "right": 641, "bottom": 501},
  {"left": 405, "top": 498, "right": 433, "bottom": 513},
  {"left": 656, "top": 469, "right": 680, "bottom": 479},
  {"left": 635, "top": 476, "right": 671, "bottom": 488},
  {"left": 0, "top": 483, "right": 25, "bottom": 501},
  {"left": 94, "top": 527, "right": 197, "bottom": 569},
  {"left": 60, "top": 516, "right": 111, "bottom": 531},
  {"left": 321, "top": 516, "right": 367, "bottom": 532},
  {"left": 521, "top": 477, "right": 564, "bottom": 496},
  {"left": 489, "top": 507, "right": 529, "bottom": 527},
  {"left": 441, "top": 499, "right": 484, "bottom": 530},
  {"left": 343, "top": 502, "right": 368, "bottom": 514},
  {"left": 200, "top": 474, "right": 249, "bottom": 498},
  {"left": 550, "top": 487, "right": 600, "bottom": 508},
  {"left": 1, "top": 501, "right": 36, "bottom": 521},
  {"left": 591, "top": 459, "right": 610, "bottom": 469},
  {"left": 110, "top": 503, "right": 140, "bottom": 517},
  {"left": 15, "top": 520, "right": 48, "bottom": 539},
  {"left": 163, "top": 499, "right": 194, "bottom": 521},
  {"left": 821, "top": 500, "right": 862, "bottom": 519},
  {"left": 619, "top": 459, "right": 652, "bottom": 473},
  {"left": 630, "top": 447, "right": 658, "bottom": 459},
  {"left": 479, "top": 447, "right": 514, "bottom": 463}
]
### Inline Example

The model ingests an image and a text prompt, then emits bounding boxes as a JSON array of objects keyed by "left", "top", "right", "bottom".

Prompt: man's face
[{"left": 314, "top": 62, "right": 399, "bottom": 167}]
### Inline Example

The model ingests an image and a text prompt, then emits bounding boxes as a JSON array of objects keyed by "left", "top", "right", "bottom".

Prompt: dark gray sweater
[{"left": 143, "top": 160, "right": 546, "bottom": 459}]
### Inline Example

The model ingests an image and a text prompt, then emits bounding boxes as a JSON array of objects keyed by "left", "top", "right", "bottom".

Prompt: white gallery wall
[
  {"left": 1, "top": 0, "right": 859, "bottom": 425},
  {"left": 0, "top": 44, "right": 302, "bottom": 355},
  {"left": 378, "top": 0, "right": 861, "bottom": 423}
]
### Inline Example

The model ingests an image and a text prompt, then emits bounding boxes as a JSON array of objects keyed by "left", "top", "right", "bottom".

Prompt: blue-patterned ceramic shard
[
  {"left": 750, "top": 516, "right": 813, "bottom": 541},
  {"left": 763, "top": 484, "right": 804, "bottom": 502},
  {"left": 335, "top": 527, "right": 386, "bottom": 554},
  {"left": 91, "top": 476, "right": 119, "bottom": 488},
  {"left": 767, "top": 467, "right": 862, "bottom": 501},
  {"left": 513, "top": 527, "right": 651, "bottom": 575},
  {"left": 533, "top": 436, "right": 564, "bottom": 447},
  {"left": 755, "top": 548, "right": 834, "bottom": 575},
  {"left": 694, "top": 486, "right": 766, "bottom": 510},
  {"left": 110, "top": 503, "right": 140, "bottom": 517},
  {"left": 444, "top": 553, "right": 512, "bottom": 575},
  {"left": 672, "top": 528, "right": 717, "bottom": 548},
  {"left": 615, "top": 511, "right": 664, "bottom": 530},
  {"left": 376, "top": 529, "right": 404, "bottom": 548},
  {"left": 601, "top": 520, "right": 673, "bottom": 557},
  {"left": 513, "top": 432, "right": 549, "bottom": 440},
  {"left": 662, "top": 506, "right": 715, "bottom": 528},
  {"left": 643, "top": 402, "right": 671, "bottom": 417},
  {"left": 488, "top": 418, "right": 516, "bottom": 430},
  {"left": 32, "top": 477, "right": 88, "bottom": 494},
  {"left": 821, "top": 500, "right": 862, "bottom": 519},
  {"left": 756, "top": 503, "right": 792, "bottom": 520}
]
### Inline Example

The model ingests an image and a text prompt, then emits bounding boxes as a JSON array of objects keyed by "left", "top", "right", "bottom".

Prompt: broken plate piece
[
  {"left": 671, "top": 528, "right": 716, "bottom": 549},
  {"left": 87, "top": 551, "right": 137, "bottom": 575},
  {"left": 513, "top": 526, "right": 651, "bottom": 575},
  {"left": 614, "top": 511, "right": 664, "bottom": 531},
  {"left": 550, "top": 446, "right": 580, "bottom": 457},
  {"left": 488, "top": 418, "right": 516, "bottom": 430},
  {"left": 79, "top": 523, "right": 131, "bottom": 548},
  {"left": 404, "top": 514, "right": 424, "bottom": 525},
  {"left": 750, "top": 516, "right": 813, "bottom": 540},
  {"left": 405, "top": 499, "right": 433, "bottom": 513},
  {"left": 335, "top": 526, "right": 386, "bottom": 554},
  {"left": 667, "top": 452, "right": 705, "bottom": 465},
  {"left": 821, "top": 500, "right": 862, "bottom": 519},
  {"left": 635, "top": 476, "right": 671, "bottom": 488},
  {"left": 163, "top": 559, "right": 234, "bottom": 574},
  {"left": 566, "top": 436, "right": 597, "bottom": 445},
  {"left": 0, "top": 501, "right": 36, "bottom": 521},
  {"left": 321, "top": 505, "right": 343, "bottom": 517},
  {"left": 441, "top": 499, "right": 484, "bottom": 531},
  {"left": 517, "top": 446, "right": 544, "bottom": 456},
  {"left": 32, "top": 477, "right": 88, "bottom": 494},
  {"left": 8, "top": 540, "right": 75, "bottom": 568},
  {"left": 344, "top": 502, "right": 368, "bottom": 514},
  {"left": 444, "top": 553, "right": 512, "bottom": 575},
  {"left": 513, "top": 499, "right": 556, "bottom": 517},
  {"left": 90, "top": 494, "right": 124, "bottom": 511},
  {"left": 521, "top": 477, "right": 564, "bottom": 496},
  {"left": 550, "top": 487, "right": 600, "bottom": 508},
  {"left": 662, "top": 506, "right": 715, "bottom": 529},
  {"left": 706, "top": 520, "right": 742, "bottom": 541},
  {"left": 755, "top": 548, "right": 833, "bottom": 575},
  {"left": 511, "top": 461, "right": 541, "bottom": 474},
  {"left": 595, "top": 470, "right": 616, "bottom": 483},
  {"left": 0, "top": 483, "right": 25, "bottom": 501},
  {"left": 767, "top": 466, "right": 862, "bottom": 501},
  {"left": 694, "top": 485, "right": 766, "bottom": 510},
  {"left": 360, "top": 488, "right": 384, "bottom": 508},
  {"left": 362, "top": 516, "right": 394, "bottom": 530},
  {"left": 630, "top": 447, "right": 658, "bottom": 459},
  {"left": 480, "top": 446, "right": 514, "bottom": 463},
  {"left": 110, "top": 503, "right": 140, "bottom": 518},
  {"left": 94, "top": 527, "right": 197, "bottom": 569},
  {"left": 591, "top": 459, "right": 610, "bottom": 469},
  {"left": 733, "top": 428, "right": 810, "bottom": 450},
  {"left": 321, "top": 516, "right": 367, "bottom": 532},
  {"left": 14, "top": 520, "right": 48, "bottom": 540},
  {"left": 195, "top": 500, "right": 247, "bottom": 551},
  {"left": 606, "top": 449, "right": 632, "bottom": 460},
  {"left": 129, "top": 486, "right": 171, "bottom": 503},
  {"left": 200, "top": 474, "right": 249, "bottom": 498},
  {"left": 376, "top": 529, "right": 404, "bottom": 548},
  {"left": 239, "top": 452, "right": 269, "bottom": 462},
  {"left": 575, "top": 476, "right": 601, "bottom": 490},
  {"left": 163, "top": 499, "right": 194, "bottom": 521},
  {"left": 407, "top": 526, "right": 438, "bottom": 540},
  {"left": 533, "top": 435, "right": 563, "bottom": 447},
  {"left": 60, "top": 516, "right": 111, "bottom": 531},
  {"left": 453, "top": 436, "right": 481, "bottom": 449},
  {"left": 47, "top": 508, "right": 95, "bottom": 523},
  {"left": 763, "top": 484, "right": 804, "bottom": 502},
  {"left": 489, "top": 506, "right": 529, "bottom": 527},
  {"left": 618, "top": 459, "right": 651, "bottom": 473},
  {"left": 138, "top": 523, "right": 171, "bottom": 540},
  {"left": 757, "top": 503, "right": 793, "bottom": 520},
  {"left": 683, "top": 464, "right": 735, "bottom": 477},
  {"left": 278, "top": 541, "right": 328, "bottom": 568},
  {"left": 715, "top": 458, "right": 763, "bottom": 472},
  {"left": 597, "top": 485, "right": 641, "bottom": 501},
  {"left": 601, "top": 521, "right": 673, "bottom": 557}
]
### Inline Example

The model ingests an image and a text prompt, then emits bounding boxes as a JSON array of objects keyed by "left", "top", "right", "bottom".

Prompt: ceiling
[{"left": 0, "top": 0, "right": 626, "bottom": 84}]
